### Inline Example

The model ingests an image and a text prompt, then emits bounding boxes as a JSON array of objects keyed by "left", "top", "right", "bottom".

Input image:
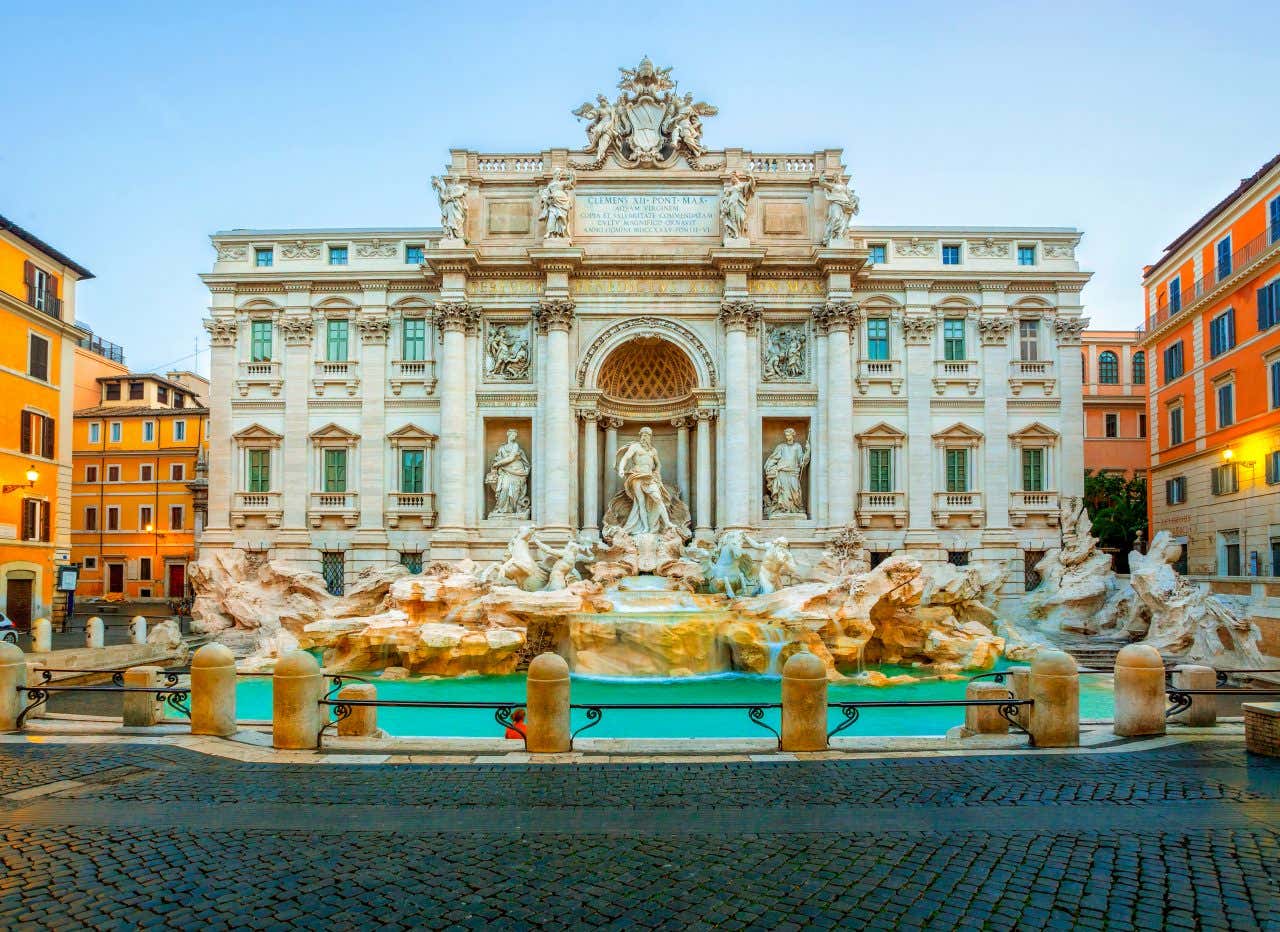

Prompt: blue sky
[{"left": 4, "top": 0, "right": 1278, "bottom": 376}]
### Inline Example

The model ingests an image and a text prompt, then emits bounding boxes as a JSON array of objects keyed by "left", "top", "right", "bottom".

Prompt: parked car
[{"left": 0, "top": 612, "right": 17, "bottom": 645}]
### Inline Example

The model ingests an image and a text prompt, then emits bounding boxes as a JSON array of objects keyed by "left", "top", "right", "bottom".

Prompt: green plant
[{"left": 1083, "top": 469, "right": 1148, "bottom": 554}]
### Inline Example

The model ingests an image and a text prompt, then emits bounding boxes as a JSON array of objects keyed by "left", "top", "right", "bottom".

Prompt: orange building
[
  {"left": 71, "top": 372, "right": 209, "bottom": 600},
  {"left": 0, "top": 215, "right": 93, "bottom": 627},
  {"left": 1082, "top": 329, "right": 1149, "bottom": 477},
  {"left": 1142, "top": 152, "right": 1280, "bottom": 583}
]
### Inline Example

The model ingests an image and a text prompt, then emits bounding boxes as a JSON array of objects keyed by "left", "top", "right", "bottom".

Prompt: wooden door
[
  {"left": 167, "top": 563, "right": 186, "bottom": 598},
  {"left": 6, "top": 579, "right": 32, "bottom": 627},
  {"left": 107, "top": 563, "right": 125, "bottom": 594}
]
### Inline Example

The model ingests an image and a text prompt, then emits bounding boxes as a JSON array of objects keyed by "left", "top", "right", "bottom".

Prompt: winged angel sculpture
[{"left": 572, "top": 58, "right": 720, "bottom": 170}]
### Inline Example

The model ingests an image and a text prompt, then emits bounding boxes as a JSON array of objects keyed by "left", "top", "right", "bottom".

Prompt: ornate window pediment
[
  {"left": 932, "top": 422, "right": 984, "bottom": 446},
  {"left": 856, "top": 422, "right": 907, "bottom": 447},
  {"left": 1009, "top": 421, "right": 1060, "bottom": 442},
  {"left": 232, "top": 423, "right": 283, "bottom": 447},
  {"left": 310, "top": 422, "right": 360, "bottom": 445},
  {"left": 387, "top": 424, "right": 439, "bottom": 447}
]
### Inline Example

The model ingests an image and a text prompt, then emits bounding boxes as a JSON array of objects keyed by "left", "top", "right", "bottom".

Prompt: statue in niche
[
  {"left": 763, "top": 428, "right": 811, "bottom": 517},
  {"left": 758, "top": 537, "right": 801, "bottom": 594},
  {"left": 762, "top": 325, "right": 806, "bottom": 381},
  {"left": 485, "top": 429, "right": 531, "bottom": 518},
  {"left": 432, "top": 175, "right": 469, "bottom": 243},
  {"left": 719, "top": 169, "right": 756, "bottom": 242},
  {"left": 615, "top": 426, "right": 675, "bottom": 535},
  {"left": 818, "top": 173, "right": 860, "bottom": 245},
  {"left": 539, "top": 167, "right": 576, "bottom": 240},
  {"left": 485, "top": 324, "right": 530, "bottom": 380}
]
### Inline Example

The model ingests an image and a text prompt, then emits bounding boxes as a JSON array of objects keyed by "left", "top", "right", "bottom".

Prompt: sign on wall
[{"left": 576, "top": 194, "right": 719, "bottom": 237}]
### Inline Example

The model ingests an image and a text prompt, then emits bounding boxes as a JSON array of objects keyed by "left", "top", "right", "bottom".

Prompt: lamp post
[{"left": 1, "top": 466, "right": 39, "bottom": 494}]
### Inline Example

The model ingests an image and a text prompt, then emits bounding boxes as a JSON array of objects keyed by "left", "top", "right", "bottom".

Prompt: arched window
[
  {"left": 1098, "top": 351, "right": 1119, "bottom": 384},
  {"left": 1081, "top": 352, "right": 1088, "bottom": 379},
  {"left": 1132, "top": 350, "right": 1146, "bottom": 385}
]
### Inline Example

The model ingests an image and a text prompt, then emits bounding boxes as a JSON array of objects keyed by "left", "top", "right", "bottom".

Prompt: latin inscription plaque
[{"left": 576, "top": 194, "right": 719, "bottom": 237}]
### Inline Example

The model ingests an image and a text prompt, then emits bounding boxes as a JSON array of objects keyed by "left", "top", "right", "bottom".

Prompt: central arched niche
[{"left": 596, "top": 336, "right": 697, "bottom": 405}]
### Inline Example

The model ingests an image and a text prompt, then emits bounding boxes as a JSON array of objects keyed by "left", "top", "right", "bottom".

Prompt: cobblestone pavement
[{"left": 1, "top": 740, "right": 1278, "bottom": 929}]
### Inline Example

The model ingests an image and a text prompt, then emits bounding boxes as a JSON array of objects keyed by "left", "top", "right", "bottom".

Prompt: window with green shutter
[
  {"left": 250, "top": 321, "right": 273, "bottom": 361},
  {"left": 943, "top": 319, "right": 966, "bottom": 360},
  {"left": 868, "top": 448, "right": 892, "bottom": 492},
  {"left": 326, "top": 320, "right": 349, "bottom": 361},
  {"left": 402, "top": 318, "right": 426, "bottom": 361},
  {"left": 401, "top": 449, "right": 425, "bottom": 493},
  {"left": 945, "top": 449, "right": 968, "bottom": 492},
  {"left": 324, "top": 449, "right": 347, "bottom": 492},
  {"left": 247, "top": 450, "right": 270, "bottom": 492},
  {"left": 1021, "top": 448, "right": 1044, "bottom": 491}
]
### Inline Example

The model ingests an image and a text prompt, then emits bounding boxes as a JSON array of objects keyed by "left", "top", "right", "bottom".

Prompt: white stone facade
[{"left": 199, "top": 63, "right": 1091, "bottom": 597}]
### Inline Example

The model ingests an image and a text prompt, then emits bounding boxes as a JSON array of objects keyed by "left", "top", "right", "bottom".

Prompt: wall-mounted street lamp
[
  {"left": 2, "top": 466, "right": 39, "bottom": 494},
  {"left": 1223, "top": 447, "right": 1255, "bottom": 469}
]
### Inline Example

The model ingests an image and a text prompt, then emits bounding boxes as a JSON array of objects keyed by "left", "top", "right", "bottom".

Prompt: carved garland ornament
[
  {"left": 968, "top": 238, "right": 1010, "bottom": 258},
  {"left": 355, "top": 240, "right": 397, "bottom": 259},
  {"left": 215, "top": 245, "right": 247, "bottom": 261},
  {"left": 1043, "top": 243, "right": 1076, "bottom": 259},
  {"left": 280, "top": 241, "right": 322, "bottom": 260},
  {"left": 576, "top": 317, "right": 718, "bottom": 388},
  {"left": 894, "top": 238, "right": 937, "bottom": 258},
  {"left": 203, "top": 318, "right": 237, "bottom": 347}
]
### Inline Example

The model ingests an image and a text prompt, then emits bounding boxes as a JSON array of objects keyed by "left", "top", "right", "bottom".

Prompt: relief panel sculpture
[
  {"left": 484, "top": 322, "right": 531, "bottom": 381},
  {"left": 762, "top": 323, "right": 808, "bottom": 381}
]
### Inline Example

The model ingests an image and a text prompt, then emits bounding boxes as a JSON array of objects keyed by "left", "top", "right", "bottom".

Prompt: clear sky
[{"left": 4, "top": 0, "right": 1278, "bottom": 376}]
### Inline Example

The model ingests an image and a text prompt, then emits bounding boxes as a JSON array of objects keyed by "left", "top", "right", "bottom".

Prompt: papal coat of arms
[{"left": 572, "top": 58, "right": 720, "bottom": 170}]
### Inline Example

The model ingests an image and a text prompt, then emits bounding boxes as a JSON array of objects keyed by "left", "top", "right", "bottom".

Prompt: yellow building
[
  {"left": 71, "top": 372, "right": 209, "bottom": 600},
  {"left": 0, "top": 215, "right": 93, "bottom": 627}
]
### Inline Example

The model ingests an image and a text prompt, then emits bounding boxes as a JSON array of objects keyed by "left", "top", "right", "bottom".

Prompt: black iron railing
[
  {"left": 1165, "top": 687, "right": 1280, "bottom": 718},
  {"left": 569, "top": 703, "right": 783, "bottom": 748},
  {"left": 317, "top": 697, "right": 526, "bottom": 748},
  {"left": 1213, "top": 668, "right": 1280, "bottom": 686},
  {"left": 16, "top": 683, "right": 190, "bottom": 728},
  {"left": 33, "top": 668, "right": 183, "bottom": 689},
  {"left": 828, "top": 698, "right": 1032, "bottom": 740}
]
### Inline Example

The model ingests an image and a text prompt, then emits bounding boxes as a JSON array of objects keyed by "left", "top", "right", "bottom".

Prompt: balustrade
[
  {"left": 237, "top": 360, "right": 283, "bottom": 397},
  {"left": 932, "top": 490, "right": 984, "bottom": 527},
  {"left": 1008, "top": 359, "right": 1055, "bottom": 395},
  {"left": 308, "top": 491, "right": 360, "bottom": 528},
  {"left": 389, "top": 358, "right": 437, "bottom": 395},
  {"left": 856, "top": 358, "right": 903, "bottom": 395},
  {"left": 385, "top": 491, "right": 437, "bottom": 528},
  {"left": 231, "top": 491, "right": 283, "bottom": 528},
  {"left": 856, "top": 490, "right": 906, "bottom": 528},
  {"left": 932, "top": 359, "right": 980, "bottom": 395}
]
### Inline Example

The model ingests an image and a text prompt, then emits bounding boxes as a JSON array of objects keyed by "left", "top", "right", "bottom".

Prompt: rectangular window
[
  {"left": 1017, "top": 245, "right": 1036, "bottom": 266},
  {"left": 157, "top": 387, "right": 168, "bottom": 405},
  {"left": 1018, "top": 320, "right": 1039, "bottom": 361},
  {"left": 328, "top": 245, "right": 348, "bottom": 266},
  {"left": 865, "top": 318, "right": 889, "bottom": 360},
  {"left": 945, "top": 449, "right": 969, "bottom": 492},
  {"left": 1271, "top": 196, "right": 1280, "bottom": 244},
  {"left": 83, "top": 557, "right": 97, "bottom": 570},
  {"left": 1138, "top": 413, "right": 1147, "bottom": 438},
  {"left": 867, "top": 244, "right": 887, "bottom": 265},
  {"left": 1216, "top": 235, "right": 1232, "bottom": 281},
  {"left": 27, "top": 334, "right": 49, "bottom": 381},
  {"left": 139, "top": 464, "right": 153, "bottom": 482},
  {"left": 139, "top": 506, "right": 153, "bottom": 530},
  {"left": 250, "top": 321, "right": 273, "bottom": 361},
  {"left": 88, "top": 422, "right": 101, "bottom": 444},
  {"left": 85, "top": 465, "right": 98, "bottom": 483},
  {"left": 1260, "top": 280, "right": 1280, "bottom": 331},
  {"left": 129, "top": 381, "right": 144, "bottom": 400},
  {"left": 140, "top": 557, "right": 152, "bottom": 580},
  {"left": 254, "top": 247, "right": 274, "bottom": 267},
  {"left": 247, "top": 449, "right": 270, "bottom": 492},
  {"left": 142, "top": 421, "right": 155, "bottom": 443},
  {"left": 868, "top": 448, "right": 893, "bottom": 492},
  {"left": 170, "top": 463, "right": 185, "bottom": 481},
  {"left": 1168, "top": 406, "right": 1183, "bottom": 446},
  {"left": 321, "top": 551, "right": 345, "bottom": 596},
  {"left": 943, "top": 319, "right": 966, "bottom": 360},
  {"left": 1221, "top": 532, "right": 1241, "bottom": 577},
  {"left": 26, "top": 265, "right": 57, "bottom": 314},
  {"left": 400, "top": 551, "right": 424, "bottom": 574},
  {"left": 1217, "top": 382, "right": 1235, "bottom": 428},
  {"left": 1163, "top": 341, "right": 1184, "bottom": 382},
  {"left": 1021, "top": 448, "right": 1044, "bottom": 491},
  {"left": 1267, "top": 451, "right": 1280, "bottom": 486},
  {"left": 326, "top": 320, "right": 349, "bottom": 361},
  {"left": 1211, "top": 463, "right": 1239, "bottom": 496},
  {"left": 1168, "top": 276, "right": 1182, "bottom": 314},
  {"left": 942, "top": 244, "right": 961, "bottom": 265},
  {"left": 106, "top": 506, "right": 120, "bottom": 531},
  {"left": 1209, "top": 309, "right": 1235, "bottom": 357},
  {"left": 402, "top": 318, "right": 427, "bottom": 361},
  {"left": 323, "top": 449, "right": 347, "bottom": 492},
  {"left": 170, "top": 506, "right": 184, "bottom": 530},
  {"left": 400, "top": 449, "right": 425, "bottom": 493},
  {"left": 174, "top": 420, "right": 187, "bottom": 442},
  {"left": 105, "top": 382, "right": 121, "bottom": 401},
  {"left": 1165, "top": 477, "right": 1186, "bottom": 505},
  {"left": 84, "top": 507, "right": 98, "bottom": 531},
  {"left": 174, "top": 394, "right": 186, "bottom": 409},
  {"left": 106, "top": 465, "right": 120, "bottom": 482},
  {"left": 1271, "top": 359, "right": 1280, "bottom": 409},
  {"left": 20, "top": 498, "right": 49, "bottom": 542},
  {"left": 405, "top": 245, "right": 425, "bottom": 265},
  {"left": 1104, "top": 413, "right": 1119, "bottom": 438}
]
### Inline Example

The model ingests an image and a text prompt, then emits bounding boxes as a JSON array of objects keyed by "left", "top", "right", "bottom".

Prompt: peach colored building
[{"left": 1082, "top": 329, "right": 1148, "bottom": 478}]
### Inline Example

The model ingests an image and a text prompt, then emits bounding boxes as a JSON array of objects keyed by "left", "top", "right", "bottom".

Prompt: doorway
[
  {"left": 6, "top": 577, "right": 33, "bottom": 627},
  {"left": 107, "top": 563, "right": 125, "bottom": 594},
  {"left": 167, "top": 563, "right": 186, "bottom": 598}
]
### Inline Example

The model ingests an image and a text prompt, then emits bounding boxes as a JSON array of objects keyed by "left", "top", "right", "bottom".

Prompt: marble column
[
  {"left": 202, "top": 316, "right": 237, "bottom": 536},
  {"left": 694, "top": 411, "right": 714, "bottom": 538},
  {"left": 977, "top": 312, "right": 1012, "bottom": 531},
  {"left": 673, "top": 417, "right": 691, "bottom": 505},
  {"left": 536, "top": 299, "right": 575, "bottom": 537},
  {"left": 902, "top": 311, "right": 938, "bottom": 539},
  {"left": 604, "top": 418, "right": 622, "bottom": 503},
  {"left": 356, "top": 311, "right": 390, "bottom": 535},
  {"left": 719, "top": 300, "right": 759, "bottom": 530},
  {"left": 432, "top": 302, "right": 474, "bottom": 546},
  {"left": 1054, "top": 312, "right": 1088, "bottom": 498},
  {"left": 821, "top": 301, "right": 859, "bottom": 529},
  {"left": 580, "top": 411, "right": 600, "bottom": 537},
  {"left": 279, "top": 309, "right": 315, "bottom": 537}
]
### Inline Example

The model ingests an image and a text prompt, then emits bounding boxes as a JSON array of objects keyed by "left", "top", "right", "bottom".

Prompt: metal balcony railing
[{"left": 1149, "top": 225, "right": 1279, "bottom": 329}]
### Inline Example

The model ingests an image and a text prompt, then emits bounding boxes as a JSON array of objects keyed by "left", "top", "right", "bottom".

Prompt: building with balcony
[
  {"left": 1082, "top": 329, "right": 1148, "bottom": 477},
  {"left": 70, "top": 372, "right": 209, "bottom": 600},
  {"left": 1142, "top": 152, "right": 1280, "bottom": 592},
  {"left": 0, "top": 214, "right": 93, "bottom": 627},
  {"left": 199, "top": 61, "right": 1091, "bottom": 599}
]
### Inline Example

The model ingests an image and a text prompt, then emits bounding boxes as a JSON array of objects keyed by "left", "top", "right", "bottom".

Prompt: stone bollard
[
  {"left": 1113, "top": 644, "right": 1166, "bottom": 737},
  {"left": 85, "top": 617, "right": 104, "bottom": 649},
  {"left": 130, "top": 616, "right": 147, "bottom": 645},
  {"left": 272, "top": 651, "right": 323, "bottom": 750},
  {"left": 1171, "top": 664, "right": 1217, "bottom": 727},
  {"left": 525, "top": 652, "right": 570, "bottom": 753},
  {"left": 1028, "top": 650, "right": 1079, "bottom": 747},
  {"left": 336, "top": 683, "right": 378, "bottom": 737},
  {"left": 782, "top": 651, "right": 828, "bottom": 751},
  {"left": 30, "top": 618, "right": 51, "bottom": 653},
  {"left": 190, "top": 643, "right": 237, "bottom": 737},
  {"left": 1008, "top": 668, "right": 1031, "bottom": 730},
  {"left": 0, "top": 643, "right": 27, "bottom": 732},
  {"left": 964, "top": 681, "right": 1011, "bottom": 735},
  {"left": 122, "top": 665, "right": 164, "bottom": 727}
]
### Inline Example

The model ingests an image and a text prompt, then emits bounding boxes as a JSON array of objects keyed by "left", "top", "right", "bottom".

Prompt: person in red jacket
[{"left": 505, "top": 708, "right": 526, "bottom": 739}]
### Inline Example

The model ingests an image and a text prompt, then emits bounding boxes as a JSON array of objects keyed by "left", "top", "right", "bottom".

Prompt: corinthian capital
[
  {"left": 901, "top": 315, "right": 937, "bottom": 345},
  {"left": 203, "top": 317, "right": 237, "bottom": 347},
  {"left": 718, "top": 299, "right": 759, "bottom": 332},
  {"left": 534, "top": 298, "right": 577, "bottom": 333},
  {"left": 278, "top": 315, "right": 315, "bottom": 345},
  {"left": 816, "top": 300, "right": 861, "bottom": 333},
  {"left": 1053, "top": 316, "right": 1089, "bottom": 346},
  {"left": 977, "top": 316, "right": 1014, "bottom": 345},
  {"left": 356, "top": 314, "right": 392, "bottom": 344},
  {"left": 434, "top": 301, "right": 477, "bottom": 334}
]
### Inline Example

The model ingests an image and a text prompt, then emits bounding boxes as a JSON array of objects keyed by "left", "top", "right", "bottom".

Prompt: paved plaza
[{"left": 0, "top": 739, "right": 1277, "bottom": 929}]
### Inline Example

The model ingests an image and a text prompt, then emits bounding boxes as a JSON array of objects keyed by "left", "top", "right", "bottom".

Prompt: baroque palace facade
[{"left": 201, "top": 61, "right": 1091, "bottom": 597}]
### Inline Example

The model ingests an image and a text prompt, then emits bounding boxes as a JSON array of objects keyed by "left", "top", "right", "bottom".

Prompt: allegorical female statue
[
  {"left": 432, "top": 175, "right": 469, "bottom": 243},
  {"left": 485, "top": 429, "right": 530, "bottom": 518},
  {"left": 763, "top": 428, "right": 811, "bottom": 517},
  {"left": 818, "top": 173, "right": 860, "bottom": 245},
  {"left": 719, "top": 169, "right": 756, "bottom": 242},
  {"left": 539, "top": 167, "right": 576, "bottom": 240},
  {"left": 616, "top": 426, "right": 674, "bottom": 535}
]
